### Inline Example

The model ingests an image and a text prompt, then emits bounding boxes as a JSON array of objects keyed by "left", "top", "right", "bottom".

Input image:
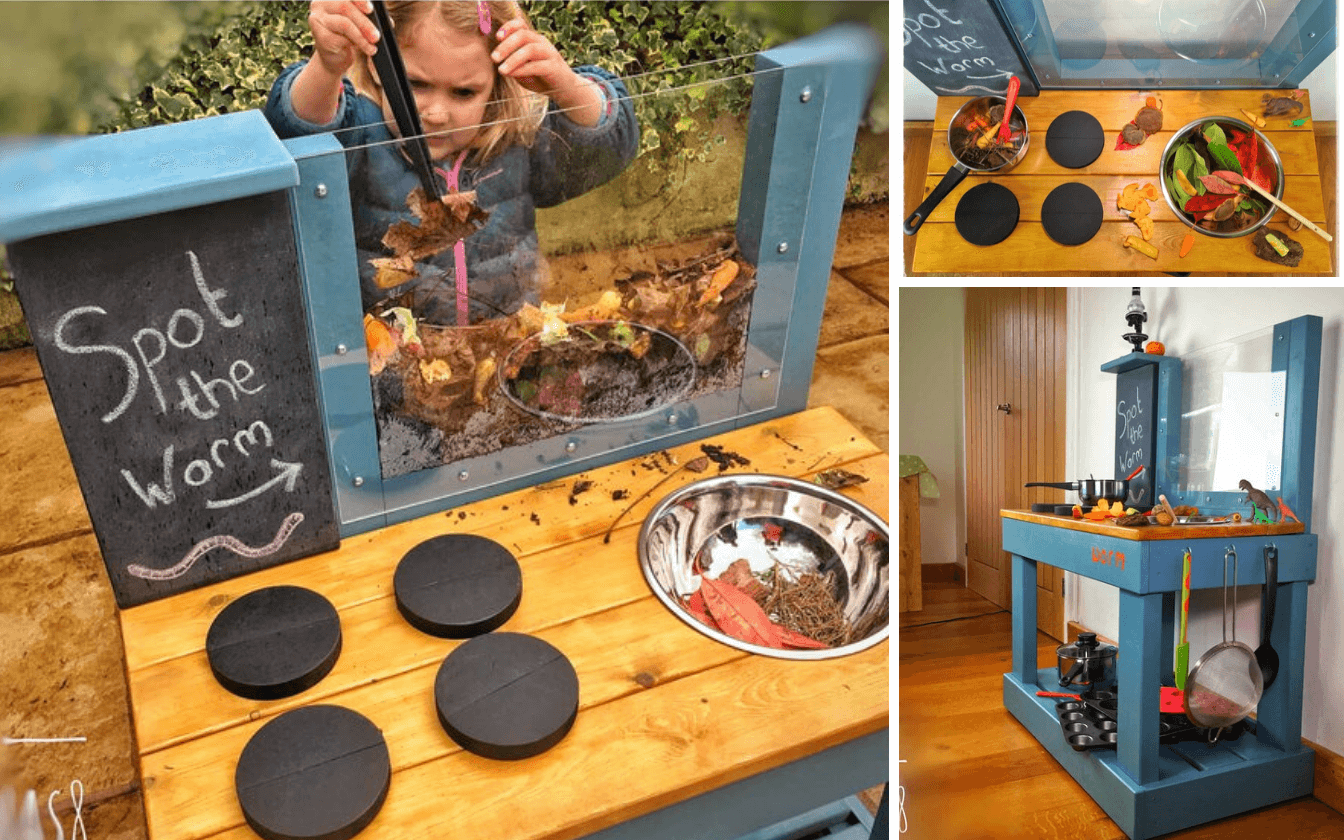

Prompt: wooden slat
[
  {"left": 203, "top": 644, "right": 888, "bottom": 840},
  {"left": 120, "top": 406, "right": 880, "bottom": 672},
  {"left": 918, "top": 175, "right": 1327, "bottom": 225},
  {"left": 913, "top": 220, "right": 1332, "bottom": 275},
  {"left": 1001, "top": 508, "right": 1306, "bottom": 540},
  {"left": 899, "top": 474, "right": 922, "bottom": 612},
  {"left": 933, "top": 89, "right": 1318, "bottom": 133},
  {"left": 925, "top": 128, "right": 1320, "bottom": 178}
]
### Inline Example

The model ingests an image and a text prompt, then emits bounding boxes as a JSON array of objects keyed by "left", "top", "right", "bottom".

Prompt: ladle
[{"left": 1255, "top": 545, "right": 1280, "bottom": 689}]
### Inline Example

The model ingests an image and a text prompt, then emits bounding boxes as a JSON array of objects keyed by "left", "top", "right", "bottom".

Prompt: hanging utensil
[
  {"left": 367, "top": 0, "right": 443, "bottom": 201},
  {"left": 1255, "top": 544, "right": 1281, "bottom": 689},
  {"left": 1183, "top": 546, "right": 1264, "bottom": 742},
  {"left": 1175, "top": 547, "right": 1192, "bottom": 690}
]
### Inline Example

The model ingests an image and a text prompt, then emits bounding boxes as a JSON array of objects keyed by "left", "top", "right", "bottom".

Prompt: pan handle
[
  {"left": 1025, "top": 482, "right": 1079, "bottom": 490},
  {"left": 903, "top": 162, "right": 970, "bottom": 235}
]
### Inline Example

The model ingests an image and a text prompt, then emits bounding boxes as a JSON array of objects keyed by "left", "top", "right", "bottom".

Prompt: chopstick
[{"left": 368, "top": 0, "right": 442, "bottom": 201}]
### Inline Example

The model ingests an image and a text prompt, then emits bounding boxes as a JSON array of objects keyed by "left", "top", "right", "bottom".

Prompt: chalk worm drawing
[{"left": 127, "top": 512, "right": 304, "bottom": 581}]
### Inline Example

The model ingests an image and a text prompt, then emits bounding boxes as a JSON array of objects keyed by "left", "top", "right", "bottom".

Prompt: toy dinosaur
[
  {"left": 1238, "top": 479, "right": 1279, "bottom": 523},
  {"left": 1277, "top": 496, "right": 1302, "bottom": 524}
]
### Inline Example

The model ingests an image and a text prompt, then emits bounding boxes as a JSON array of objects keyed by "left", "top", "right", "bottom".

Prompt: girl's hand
[
  {"left": 491, "top": 19, "right": 603, "bottom": 126},
  {"left": 308, "top": 0, "right": 381, "bottom": 76}
]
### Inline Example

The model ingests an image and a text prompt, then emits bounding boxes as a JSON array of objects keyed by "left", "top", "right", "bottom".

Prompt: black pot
[{"left": 1025, "top": 480, "right": 1129, "bottom": 507}]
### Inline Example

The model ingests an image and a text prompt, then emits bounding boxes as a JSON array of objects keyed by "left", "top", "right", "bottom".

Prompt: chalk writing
[
  {"left": 127, "top": 512, "right": 306, "bottom": 581},
  {"left": 902, "top": 0, "right": 1038, "bottom": 99}
]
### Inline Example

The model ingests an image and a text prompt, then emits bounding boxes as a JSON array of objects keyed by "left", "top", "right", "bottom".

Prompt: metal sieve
[{"left": 1183, "top": 546, "right": 1263, "bottom": 741}]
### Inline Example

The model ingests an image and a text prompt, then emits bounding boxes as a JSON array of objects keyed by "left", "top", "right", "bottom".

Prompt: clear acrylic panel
[
  {"left": 287, "top": 59, "right": 786, "bottom": 488},
  {"left": 998, "top": 0, "right": 1333, "bottom": 87},
  {"left": 1177, "top": 325, "right": 1284, "bottom": 493}
]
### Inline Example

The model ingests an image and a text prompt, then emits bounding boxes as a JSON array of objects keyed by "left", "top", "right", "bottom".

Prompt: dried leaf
[
  {"left": 719, "top": 559, "right": 770, "bottom": 603},
  {"left": 1198, "top": 174, "right": 1241, "bottom": 194},
  {"left": 684, "top": 456, "right": 711, "bottom": 473},
  {"left": 696, "top": 260, "right": 740, "bottom": 307},
  {"left": 814, "top": 469, "right": 870, "bottom": 490},
  {"left": 380, "top": 187, "right": 489, "bottom": 265},
  {"left": 775, "top": 626, "right": 830, "bottom": 650},
  {"left": 699, "top": 577, "right": 783, "bottom": 647},
  {"left": 683, "top": 589, "right": 718, "bottom": 628}
]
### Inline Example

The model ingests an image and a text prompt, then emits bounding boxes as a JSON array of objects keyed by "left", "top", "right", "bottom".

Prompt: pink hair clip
[{"left": 477, "top": 1, "right": 492, "bottom": 35}]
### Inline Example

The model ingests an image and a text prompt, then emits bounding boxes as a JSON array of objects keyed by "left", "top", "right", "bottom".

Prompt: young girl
[{"left": 265, "top": 0, "right": 638, "bottom": 326}]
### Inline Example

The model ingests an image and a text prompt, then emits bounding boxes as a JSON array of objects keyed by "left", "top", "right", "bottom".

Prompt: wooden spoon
[{"left": 1212, "top": 169, "right": 1332, "bottom": 242}]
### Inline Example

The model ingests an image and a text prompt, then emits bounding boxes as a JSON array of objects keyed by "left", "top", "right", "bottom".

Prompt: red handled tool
[{"left": 998, "top": 76, "right": 1021, "bottom": 142}]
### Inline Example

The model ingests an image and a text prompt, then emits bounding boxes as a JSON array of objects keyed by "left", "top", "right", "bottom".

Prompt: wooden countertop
[
  {"left": 911, "top": 89, "right": 1332, "bottom": 275},
  {"left": 120, "top": 407, "right": 890, "bottom": 840},
  {"left": 1001, "top": 508, "right": 1305, "bottom": 541}
]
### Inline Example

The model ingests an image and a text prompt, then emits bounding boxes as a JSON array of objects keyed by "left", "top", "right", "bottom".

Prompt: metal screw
[
  {"left": 799, "top": 87, "right": 812, "bottom": 103},
  {"left": 760, "top": 369, "right": 773, "bottom": 380},
  {"left": 315, "top": 183, "right": 328, "bottom": 198},
  {"left": 336, "top": 344, "right": 348, "bottom": 355},
  {"left": 565, "top": 441, "right": 577, "bottom": 453},
  {"left": 458, "top": 470, "right": 470, "bottom": 482},
  {"left": 353, "top": 476, "right": 364, "bottom": 487},
  {"left": 667, "top": 413, "right": 678, "bottom": 425},
  {"left": 777, "top": 242, "right": 789, "bottom": 254}
]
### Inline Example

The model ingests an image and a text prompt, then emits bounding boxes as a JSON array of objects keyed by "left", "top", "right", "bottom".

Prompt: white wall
[
  {"left": 902, "top": 50, "right": 1337, "bottom": 122},
  {"left": 1067, "top": 287, "right": 1344, "bottom": 754},
  {"left": 898, "top": 287, "right": 967, "bottom": 566}
]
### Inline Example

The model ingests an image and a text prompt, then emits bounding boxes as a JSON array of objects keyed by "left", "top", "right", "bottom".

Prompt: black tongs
[{"left": 368, "top": 0, "right": 442, "bottom": 201}]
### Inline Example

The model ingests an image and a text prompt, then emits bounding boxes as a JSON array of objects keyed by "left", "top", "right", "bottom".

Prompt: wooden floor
[
  {"left": 899, "top": 579, "right": 1344, "bottom": 839},
  {"left": 903, "top": 121, "right": 1338, "bottom": 278}
]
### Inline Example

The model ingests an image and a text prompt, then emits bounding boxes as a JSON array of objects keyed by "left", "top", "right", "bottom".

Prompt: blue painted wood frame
[
  {"left": 1003, "top": 518, "right": 1317, "bottom": 837},
  {"left": 1118, "top": 315, "right": 1323, "bottom": 524}
]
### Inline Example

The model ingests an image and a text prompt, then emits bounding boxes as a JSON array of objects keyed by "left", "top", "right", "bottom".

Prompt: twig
[{"left": 602, "top": 462, "right": 690, "bottom": 544}]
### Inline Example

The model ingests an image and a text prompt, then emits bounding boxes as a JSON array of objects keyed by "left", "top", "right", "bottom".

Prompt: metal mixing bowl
[
  {"left": 637, "top": 474, "right": 889, "bottom": 661},
  {"left": 1159, "top": 116, "right": 1284, "bottom": 239}
]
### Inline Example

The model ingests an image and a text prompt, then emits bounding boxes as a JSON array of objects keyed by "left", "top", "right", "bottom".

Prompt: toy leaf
[
  {"left": 1173, "top": 143, "right": 1196, "bottom": 176},
  {"left": 1199, "top": 174, "right": 1241, "bottom": 194},
  {"left": 1202, "top": 122, "right": 1227, "bottom": 146},
  {"left": 1184, "top": 194, "right": 1228, "bottom": 213},
  {"left": 775, "top": 626, "right": 830, "bottom": 650},
  {"left": 1211, "top": 169, "right": 1246, "bottom": 185},
  {"left": 1207, "top": 143, "right": 1242, "bottom": 176}
]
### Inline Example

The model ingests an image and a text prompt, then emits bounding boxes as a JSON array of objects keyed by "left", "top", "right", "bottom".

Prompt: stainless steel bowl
[
  {"left": 637, "top": 474, "right": 889, "bottom": 660},
  {"left": 1159, "top": 116, "right": 1284, "bottom": 239}
]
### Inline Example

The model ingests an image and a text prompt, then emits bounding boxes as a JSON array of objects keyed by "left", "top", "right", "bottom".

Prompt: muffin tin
[{"left": 1053, "top": 689, "right": 1204, "bottom": 751}]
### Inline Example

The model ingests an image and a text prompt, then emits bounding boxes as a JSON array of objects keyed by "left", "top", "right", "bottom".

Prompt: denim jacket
[{"left": 264, "top": 60, "right": 638, "bottom": 324}]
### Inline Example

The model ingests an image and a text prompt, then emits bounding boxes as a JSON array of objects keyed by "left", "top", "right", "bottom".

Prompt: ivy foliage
[{"left": 101, "top": 1, "right": 766, "bottom": 168}]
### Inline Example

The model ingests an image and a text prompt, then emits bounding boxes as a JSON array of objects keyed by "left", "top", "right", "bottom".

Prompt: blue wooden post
[
  {"left": 1012, "top": 553, "right": 1038, "bottom": 683},
  {"left": 1275, "top": 316, "right": 1322, "bottom": 532},
  {"left": 735, "top": 24, "right": 882, "bottom": 415},
  {"left": 1117, "top": 589, "right": 1163, "bottom": 785},
  {"left": 1256, "top": 579, "right": 1310, "bottom": 751}
]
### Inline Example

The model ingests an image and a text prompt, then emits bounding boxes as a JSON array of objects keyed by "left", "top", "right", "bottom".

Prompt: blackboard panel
[
  {"left": 1115, "top": 365, "right": 1157, "bottom": 508},
  {"left": 902, "top": 0, "right": 1039, "bottom": 97},
  {"left": 9, "top": 191, "right": 338, "bottom": 607}
]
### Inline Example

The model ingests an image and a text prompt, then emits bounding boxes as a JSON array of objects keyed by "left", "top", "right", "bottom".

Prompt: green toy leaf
[
  {"left": 1207, "top": 143, "right": 1243, "bottom": 176},
  {"left": 1173, "top": 143, "right": 1196, "bottom": 177},
  {"left": 1203, "top": 122, "right": 1228, "bottom": 146}
]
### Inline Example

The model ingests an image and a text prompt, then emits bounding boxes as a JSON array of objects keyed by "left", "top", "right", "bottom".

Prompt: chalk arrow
[{"left": 205, "top": 459, "right": 303, "bottom": 510}]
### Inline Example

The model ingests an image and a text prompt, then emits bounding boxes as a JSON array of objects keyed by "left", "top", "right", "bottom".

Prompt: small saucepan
[
  {"left": 903, "top": 92, "right": 1029, "bottom": 235},
  {"left": 1026, "top": 480, "right": 1131, "bottom": 507}
]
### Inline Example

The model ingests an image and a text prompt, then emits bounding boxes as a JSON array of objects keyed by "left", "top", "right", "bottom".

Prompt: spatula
[{"left": 1174, "top": 548, "right": 1192, "bottom": 690}]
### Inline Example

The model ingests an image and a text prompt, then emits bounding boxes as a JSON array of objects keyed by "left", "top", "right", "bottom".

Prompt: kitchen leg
[{"left": 1118, "top": 589, "right": 1163, "bottom": 785}]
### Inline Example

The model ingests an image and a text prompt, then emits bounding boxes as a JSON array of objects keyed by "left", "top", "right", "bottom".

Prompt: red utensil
[
  {"left": 998, "top": 76, "right": 1021, "bottom": 142},
  {"left": 1036, "top": 690, "right": 1082, "bottom": 701},
  {"left": 1125, "top": 464, "right": 1145, "bottom": 481},
  {"left": 1160, "top": 686, "right": 1185, "bottom": 713}
]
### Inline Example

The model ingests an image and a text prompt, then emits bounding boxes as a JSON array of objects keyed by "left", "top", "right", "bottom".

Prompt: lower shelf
[{"left": 1004, "top": 669, "right": 1314, "bottom": 839}]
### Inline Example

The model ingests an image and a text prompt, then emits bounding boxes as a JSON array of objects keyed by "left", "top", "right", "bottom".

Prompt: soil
[{"left": 370, "top": 235, "right": 756, "bottom": 479}]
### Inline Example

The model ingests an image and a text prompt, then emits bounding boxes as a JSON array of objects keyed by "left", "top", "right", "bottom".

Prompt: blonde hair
[{"left": 349, "top": 0, "right": 547, "bottom": 164}]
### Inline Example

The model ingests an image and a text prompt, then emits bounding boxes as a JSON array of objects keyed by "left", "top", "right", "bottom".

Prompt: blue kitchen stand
[{"left": 1002, "top": 315, "right": 1322, "bottom": 839}]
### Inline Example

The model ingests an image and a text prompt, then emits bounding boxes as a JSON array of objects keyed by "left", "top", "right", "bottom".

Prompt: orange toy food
[{"left": 1145, "top": 340, "right": 1166, "bottom": 355}]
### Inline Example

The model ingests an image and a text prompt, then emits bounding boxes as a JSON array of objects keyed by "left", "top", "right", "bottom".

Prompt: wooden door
[{"left": 964, "top": 288, "right": 1067, "bottom": 639}]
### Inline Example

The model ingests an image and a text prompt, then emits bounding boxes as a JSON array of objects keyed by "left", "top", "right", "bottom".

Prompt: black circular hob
[
  {"left": 1041, "top": 182, "right": 1104, "bottom": 246},
  {"left": 235, "top": 705, "right": 390, "bottom": 840},
  {"left": 1046, "top": 111, "right": 1105, "bottom": 170},
  {"left": 434, "top": 632, "right": 579, "bottom": 760},
  {"left": 207, "top": 585, "right": 342, "bottom": 700},
  {"left": 394, "top": 534, "right": 523, "bottom": 638},
  {"left": 955, "top": 182, "right": 1020, "bottom": 246}
]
